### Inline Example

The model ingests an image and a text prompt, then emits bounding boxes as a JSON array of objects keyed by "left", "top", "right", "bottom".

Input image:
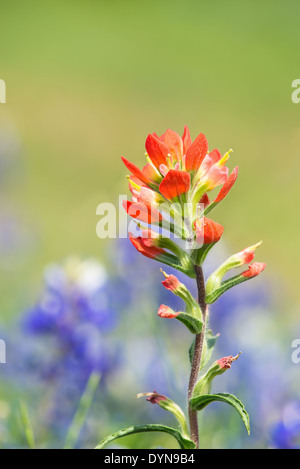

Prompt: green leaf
[
  {"left": 204, "top": 201, "right": 218, "bottom": 216},
  {"left": 176, "top": 312, "right": 202, "bottom": 334},
  {"left": 206, "top": 273, "right": 253, "bottom": 304},
  {"left": 19, "top": 400, "right": 36, "bottom": 449},
  {"left": 190, "top": 393, "right": 250, "bottom": 435},
  {"left": 191, "top": 242, "right": 217, "bottom": 267},
  {"left": 95, "top": 424, "right": 196, "bottom": 449},
  {"left": 64, "top": 372, "right": 101, "bottom": 449}
]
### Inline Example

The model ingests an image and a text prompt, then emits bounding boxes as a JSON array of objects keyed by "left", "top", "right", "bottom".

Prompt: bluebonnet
[
  {"left": 6, "top": 257, "right": 122, "bottom": 445},
  {"left": 270, "top": 402, "right": 300, "bottom": 449},
  {"left": 9, "top": 247, "right": 184, "bottom": 445},
  {"left": 22, "top": 258, "right": 119, "bottom": 380}
]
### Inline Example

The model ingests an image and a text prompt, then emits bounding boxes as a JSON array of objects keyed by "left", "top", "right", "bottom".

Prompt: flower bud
[
  {"left": 206, "top": 241, "right": 263, "bottom": 298},
  {"left": 235, "top": 242, "right": 263, "bottom": 265},
  {"left": 161, "top": 273, "right": 181, "bottom": 292},
  {"left": 193, "top": 353, "right": 241, "bottom": 396},
  {"left": 158, "top": 304, "right": 179, "bottom": 319},
  {"left": 160, "top": 270, "right": 202, "bottom": 321},
  {"left": 191, "top": 217, "right": 224, "bottom": 266},
  {"left": 242, "top": 262, "right": 266, "bottom": 279},
  {"left": 206, "top": 253, "right": 266, "bottom": 305},
  {"left": 129, "top": 233, "right": 165, "bottom": 260},
  {"left": 157, "top": 304, "right": 202, "bottom": 334},
  {"left": 136, "top": 391, "right": 189, "bottom": 438}
]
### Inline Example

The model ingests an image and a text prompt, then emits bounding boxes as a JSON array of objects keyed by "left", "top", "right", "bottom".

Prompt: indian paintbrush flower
[
  {"left": 122, "top": 127, "right": 234, "bottom": 269},
  {"left": 98, "top": 126, "right": 266, "bottom": 450}
]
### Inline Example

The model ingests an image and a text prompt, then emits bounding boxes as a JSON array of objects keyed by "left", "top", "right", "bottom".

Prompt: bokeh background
[{"left": 0, "top": 0, "right": 299, "bottom": 449}]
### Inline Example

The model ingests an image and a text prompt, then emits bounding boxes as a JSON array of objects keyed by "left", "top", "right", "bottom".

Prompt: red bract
[
  {"left": 159, "top": 169, "right": 191, "bottom": 200},
  {"left": 185, "top": 133, "right": 209, "bottom": 172},
  {"left": 158, "top": 305, "right": 179, "bottom": 318},
  {"left": 217, "top": 353, "right": 241, "bottom": 370},
  {"left": 123, "top": 200, "right": 163, "bottom": 224},
  {"left": 203, "top": 163, "right": 229, "bottom": 191},
  {"left": 194, "top": 217, "right": 224, "bottom": 245},
  {"left": 145, "top": 134, "right": 170, "bottom": 168},
  {"left": 161, "top": 273, "right": 181, "bottom": 292},
  {"left": 182, "top": 125, "right": 192, "bottom": 154},
  {"left": 236, "top": 242, "right": 262, "bottom": 265},
  {"left": 242, "top": 262, "right": 266, "bottom": 279},
  {"left": 160, "top": 129, "right": 183, "bottom": 163},
  {"left": 199, "top": 193, "right": 210, "bottom": 208},
  {"left": 121, "top": 156, "right": 150, "bottom": 186},
  {"left": 121, "top": 126, "right": 235, "bottom": 219},
  {"left": 208, "top": 149, "right": 221, "bottom": 162},
  {"left": 213, "top": 166, "right": 239, "bottom": 204},
  {"left": 129, "top": 233, "right": 165, "bottom": 260}
]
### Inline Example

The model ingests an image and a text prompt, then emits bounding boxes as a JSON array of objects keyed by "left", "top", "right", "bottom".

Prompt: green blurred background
[{"left": 0, "top": 0, "right": 299, "bottom": 319}]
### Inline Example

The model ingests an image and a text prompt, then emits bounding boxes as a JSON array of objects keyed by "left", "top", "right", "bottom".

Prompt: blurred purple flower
[
  {"left": 22, "top": 258, "right": 120, "bottom": 382},
  {"left": 271, "top": 402, "right": 300, "bottom": 449}
]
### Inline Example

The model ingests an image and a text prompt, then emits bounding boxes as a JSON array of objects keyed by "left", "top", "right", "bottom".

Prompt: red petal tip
[
  {"left": 161, "top": 274, "right": 180, "bottom": 292},
  {"left": 242, "top": 262, "right": 266, "bottom": 278},
  {"left": 158, "top": 305, "right": 179, "bottom": 319}
]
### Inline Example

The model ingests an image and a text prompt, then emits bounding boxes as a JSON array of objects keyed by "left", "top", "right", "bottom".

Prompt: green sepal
[
  {"left": 200, "top": 330, "right": 220, "bottom": 370},
  {"left": 191, "top": 242, "right": 216, "bottom": 266},
  {"left": 193, "top": 362, "right": 223, "bottom": 396},
  {"left": 191, "top": 182, "right": 207, "bottom": 212},
  {"left": 176, "top": 312, "right": 203, "bottom": 334},
  {"left": 206, "top": 272, "right": 252, "bottom": 304},
  {"left": 157, "top": 237, "right": 195, "bottom": 277},
  {"left": 205, "top": 258, "right": 242, "bottom": 297},
  {"left": 189, "top": 393, "right": 250, "bottom": 435},
  {"left": 95, "top": 424, "right": 197, "bottom": 449},
  {"left": 203, "top": 200, "right": 218, "bottom": 216},
  {"left": 154, "top": 252, "right": 196, "bottom": 278},
  {"left": 156, "top": 219, "right": 190, "bottom": 241},
  {"left": 193, "top": 353, "right": 241, "bottom": 397}
]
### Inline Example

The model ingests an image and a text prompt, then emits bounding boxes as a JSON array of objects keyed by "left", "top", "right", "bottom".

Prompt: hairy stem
[{"left": 188, "top": 265, "right": 207, "bottom": 448}]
